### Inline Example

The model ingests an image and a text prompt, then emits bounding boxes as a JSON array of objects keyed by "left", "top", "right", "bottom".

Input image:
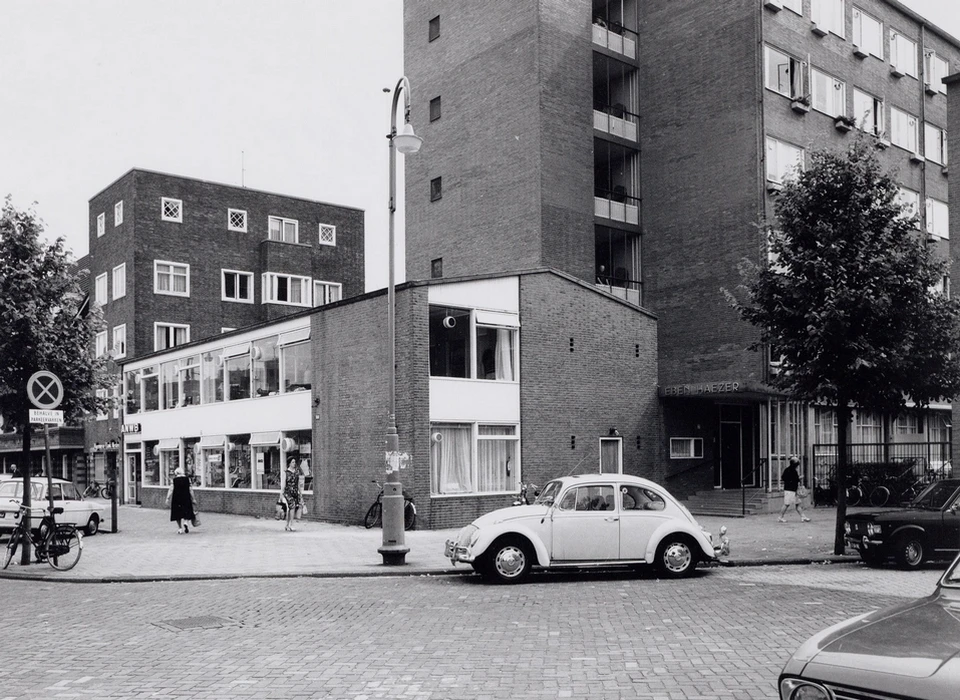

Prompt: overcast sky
[{"left": 0, "top": 0, "right": 957, "bottom": 291}]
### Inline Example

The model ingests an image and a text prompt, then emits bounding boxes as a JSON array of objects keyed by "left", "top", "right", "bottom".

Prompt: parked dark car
[
  {"left": 778, "top": 552, "right": 960, "bottom": 700},
  {"left": 845, "top": 479, "right": 960, "bottom": 569}
]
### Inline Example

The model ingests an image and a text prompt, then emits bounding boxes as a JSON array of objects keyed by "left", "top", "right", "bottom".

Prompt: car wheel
[
  {"left": 483, "top": 537, "right": 532, "bottom": 584},
  {"left": 85, "top": 514, "right": 100, "bottom": 537},
  {"left": 656, "top": 536, "right": 699, "bottom": 578},
  {"left": 894, "top": 535, "right": 924, "bottom": 569}
]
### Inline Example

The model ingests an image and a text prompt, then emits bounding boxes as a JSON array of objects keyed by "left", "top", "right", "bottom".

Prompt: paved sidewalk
[{"left": 0, "top": 503, "right": 858, "bottom": 582}]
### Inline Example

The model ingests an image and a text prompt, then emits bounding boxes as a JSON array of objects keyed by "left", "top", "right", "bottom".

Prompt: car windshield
[
  {"left": 909, "top": 480, "right": 960, "bottom": 510},
  {"left": 535, "top": 480, "right": 562, "bottom": 506}
]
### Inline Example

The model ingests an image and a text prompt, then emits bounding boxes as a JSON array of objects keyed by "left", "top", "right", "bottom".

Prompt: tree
[
  {"left": 0, "top": 198, "right": 111, "bottom": 562},
  {"left": 728, "top": 141, "right": 960, "bottom": 554}
]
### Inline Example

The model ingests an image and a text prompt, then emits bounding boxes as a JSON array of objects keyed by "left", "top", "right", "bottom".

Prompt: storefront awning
[
  {"left": 158, "top": 438, "right": 180, "bottom": 450},
  {"left": 249, "top": 431, "right": 282, "bottom": 446},
  {"left": 278, "top": 327, "right": 310, "bottom": 346},
  {"left": 222, "top": 342, "right": 251, "bottom": 359},
  {"left": 199, "top": 434, "right": 227, "bottom": 447}
]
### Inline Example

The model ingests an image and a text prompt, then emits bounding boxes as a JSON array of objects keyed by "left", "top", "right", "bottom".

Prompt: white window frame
[
  {"left": 890, "top": 107, "right": 919, "bottom": 153},
  {"left": 890, "top": 30, "right": 918, "bottom": 78},
  {"left": 312, "top": 280, "right": 343, "bottom": 307},
  {"left": 926, "top": 197, "right": 949, "bottom": 240},
  {"left": 95, "top": 330, "right": 108, "bottom": 358},
  {"left": 261, "top": 272, "right": 312, "bottom": 307},
  {"left": 268, "top": 216, "right": 299, "bottom": 244},
  {"left": 429, "top": 422, "right": 521, "bottom": 496},
  {"left": 112, "top": 324, "right": 127, "bottom": 359},
  {"left": 112, "top": 263, "right": 126, "bottom": 300},
  {"left": 154, "top": 260, "right": 190, "bottom": 297},
  {"left": 765, "top": 137, "right": 805, "bottom": 185},
  {"left": 897, "top": 187, "right": 920, "bottom": 223},
  {"left": 852, "top": 7, "right": 882, "bottom": 58},
  {"left": 94, "top": 272, "right": 108, "bottom": 306},
  {"left": 810, "top": 67, "right": 846, "bottom": 118},
  {"left": 924, "top": 50, "right": 948, "bottom": 94},
  {"left": 114, "top": 200, "right": 123, "bottom": 227},
  {"left": 160, "top": 197, "right": 183, "bottom": 223},
  {"left": 319, "top": 223, "right": 337, "bottom": 246},
  {"left": 96, "top": 212, "right": 105, "bottom": 238},
  {"left": 154, "top": 322, "right": 191, "bottom": 352},
  {"left": 852, "top": 88, "right": 884, "bottom": 136},
  {"left": 227, "top": 208, "right": 247, "bottom": 232},
  {"left": 811, "top": 0, "right": 845, "bottom": 38},
  {"left": 222, "top": 269, "right": 255, "bottom": 303},
  {"left": 763, "top": 45, "right": 805, "bottom": 100},
  {"left": 670, "top": 437, "right": 704, "bottom": 459},
  {"left": 924, "top": 123, "right": 947, "bottom": 166}
]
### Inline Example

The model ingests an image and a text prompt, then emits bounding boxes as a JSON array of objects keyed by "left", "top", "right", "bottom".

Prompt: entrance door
[
  {"left": 719, "top": 405, "right": 757, "bottom": 489},
  {"left": 126, "top": 453, "right": 141, "bottom": 504},
  {"left": 719, "top": 422, "right": 742, "bottom": 489}
]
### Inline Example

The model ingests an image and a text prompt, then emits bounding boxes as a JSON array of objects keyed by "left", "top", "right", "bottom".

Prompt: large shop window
[
  {"left": 144, "top": 441, "right": 159, "bottom": 485},
  {"left": 430, "top": 306, "right": 519, "bottom": 381},
  {"left": 161, "top": 360, "right": 179, "bottom": 409},
  {"left": 430, "top": 423, "right": 519, "bottom": 495},
  {"left": 157, "top": 439, "right": 181, "bottom": 487},
  {"left": 125, "top": 371, "right": 141, "bottom": 415},
  {"left": 280, "top": 331, "right": 312, "bottom": 391},
  {"left": 224, "top": 343, "right": 252, "bottom": 400},
  {"left": 253, "top": 337, "right": 280, "bottom": 396},
  {"left": 251, "top": 431, "right": 283, "bottom": 490},
  {"left": 200, "top": 435, "right": 227, "bottom": 488},
  {"left": 201, "top": 350, "right": 224, "bottom": 403}
]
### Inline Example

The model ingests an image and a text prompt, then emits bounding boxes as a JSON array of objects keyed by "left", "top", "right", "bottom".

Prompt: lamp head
[{"left": 394, "top": 122, "right": 423, "bottom": 155}]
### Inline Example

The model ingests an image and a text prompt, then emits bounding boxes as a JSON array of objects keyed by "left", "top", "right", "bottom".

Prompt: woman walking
[
  {"left": 166, "top": 466, "right": 197, "bottom": 534},
  {"left": 280, "top": 457, "right": 306, "bottom": 531}
]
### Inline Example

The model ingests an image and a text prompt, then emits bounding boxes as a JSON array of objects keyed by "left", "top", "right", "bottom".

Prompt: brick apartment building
[{"left": 402, "top": 0, "right": 958, "bottom": 504}]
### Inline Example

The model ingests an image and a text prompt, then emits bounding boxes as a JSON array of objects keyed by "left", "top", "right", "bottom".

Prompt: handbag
[
  {"left": 797, "top": 485, "right": 809, "bottom": 498},
  {"left": 191, "top": 515, "right": 201, "bottom": 527}
]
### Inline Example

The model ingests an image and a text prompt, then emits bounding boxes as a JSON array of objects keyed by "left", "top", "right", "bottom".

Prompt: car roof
[
  {"left": 555, "top": 473, "right": 662, "bottom": 489},
  {"left": 0, "top": 476, "right": 74, "bottom": 486}
]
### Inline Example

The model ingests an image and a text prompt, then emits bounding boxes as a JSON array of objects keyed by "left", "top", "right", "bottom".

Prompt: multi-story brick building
[{"left": 402, "top": 0, "right": 958, "bottom": 504}]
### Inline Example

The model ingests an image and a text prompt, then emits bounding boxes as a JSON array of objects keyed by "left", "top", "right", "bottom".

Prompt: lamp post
[{"left": 378, "top": 76, "right": 422, "bottom": 565}]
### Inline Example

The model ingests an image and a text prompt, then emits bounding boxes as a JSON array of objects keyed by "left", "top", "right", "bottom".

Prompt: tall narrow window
[
  {"left": 926, "top": 198, "right": 949, "bottom": 239},
  {"left": 853, "top": 89, "right": 884, "bottom": 136},
  {"left": 890, "top": 30, "right": 918, "bottom": 78},
  {"left": 924, "top": 50, "right": 948, "bottom": 94},
  {"left": 429, "top": 96, "right": 441, "bottom": 122},
  {"left": 112, "top": 324, "right": 127, "bottom": 359},
  {"left": 811, "top": 0, "right": 845, "bottom": 38},
  {"left": 428, "top": 15, "right": 440, "bottom": 42},
  {"left": 890, "top": 107, "right": 919, "bottom": 153},
  {"left": 896, "top": 187, "right": 920, "bottom": 222},
  {"left": 852, "top": 7, "right": 882, "bottom": 58},
  {"left": 112, "top": 263, "right": 126, "bottom": 300},
  {"left": 95, "top": 331, "right": 108, "bottom": 358},
  {"left": 95, "top": 273, "right": 108, "bottom": 305},
  {"left": 430, "top": 177, "right": 443, "bottom": 202},
  {"left": 114, "top": 200, "right": 123, "bottom": 226},
  {"left": 924, "top": 123, "right": 947, "bottom": 165},
  {"left": 96, "top": 212, "right": 105, "bottom": 238}
]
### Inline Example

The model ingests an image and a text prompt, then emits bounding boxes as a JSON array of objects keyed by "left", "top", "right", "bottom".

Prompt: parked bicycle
[
  {"left": 82, "top": 480, "right": 111, "bottom": 499},
  {"left": 364, "top": 480, "right": 416, "bottom": 530},
  {"left": 512, "top": 482, "right": 540, "bottom": 506},
  {"left": 2, "top": 503, "right": 83, "bottom": 571}
]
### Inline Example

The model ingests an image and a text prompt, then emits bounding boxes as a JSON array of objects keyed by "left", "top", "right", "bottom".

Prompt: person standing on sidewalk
[
  {"left": 279, "top": 457, "right": 305, "bottom": 531},
  {"left": 779, "top": 456, "right": 811, "bottom": 523},
  {"left": 165, "top": 466, "right": 197, "bottom": 534}
]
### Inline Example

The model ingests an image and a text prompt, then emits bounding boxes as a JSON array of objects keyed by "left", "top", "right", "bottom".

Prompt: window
[
  {"left": 161, "top": 197, "right": 182, "bottom": 222},
  {"left": 430, "top": 306, "right": 471, "bottom": 378},
  {"left": 312, "top": 280, "right": 342, "bottom": 306},
  {"left": 924, "top": 50, "right": 949, "bottom": 94},
  {"left": 924, "top": 123, "right": 947, "bottom": 166},
  {"left": 95, "top": 331, "right": 108, "bottom": 358},
  {"left": 765, "top": 137, "right": 804, "bottom": 185},
  {"left": 811, "top": 0, "right": 844, "bottom": 38},
  {"left": 810, "top": 68, "right": 845, "bottom": 117},
  {"left": 141, "top": 366, "right": 159, "bottom": 412},
  {"left": 852, "top": 7, "right": 882, "bottom": 58},
  {"left": 179, "top": 355, "right": 200, "bottom": 407},
  {"left": 429, "top": 96, "right": 441, "bottom": 122},
  {"left": 926, "top": 197, "right": 949, "bottom": 239},
  {"left": 890, "top": 30, "right": 918, "bottom": 78},
  {"left": 222, "top": 269, "right": 254, "bottom": 303},
  {"left": 897, "top": 187, "right": 920, "bottom": 222},
  {"left": 428, "top": 15, "right": 439, "bottom": 42},
  {"left": 890, "top": 107, "right": 919, "bottom": 153},
  {"left": 96, "top": 212, "right": 105, "bottom": 238},
  {"left": 853, "top": 88, "right": 884, "bottom": 136},
  {"left": 430, "top": 177, "right": 442, "bottom": 202},
  {"left": 95, "top": 273, "right": 108, "bottom": 305},
  {"left": 896, "top": 414, "right": 919, "bottom": 435},
  {"left": 201, "top": 351, "right": 223, "bottom": 404},
  {"left": 318, "top": 223, "right": 336, "bottom": 246},
  {"left": 228, "top": 208, "right": 247, "bottom": 232},
  {"left": 430, "top": 306, "right": 520, "bottom": 381},
  {"left": 262, "top": 272, "right": 311, "bottom": 307},
  {"left": 112, "top": 324, "right": 126, "bottom": 359},
  {"left": 558, "top": 484, "right": 616, "bottom": 511},
  {"left": 781, "top": 0, "right": 801, "bottom": 13},
  {"left": 112, "top": 263, "right": 126, "bottom": 300},
  {"left": 114, "top": 201, "right": 123, "bottom": 226},
  {"left": 96, "top": 389, "right": 108, "bottom": 420},
  {"left": 763, "top": 45, "right": 805, "bottom": 99},
  {"left": 154, "top": 261, "right": 190, "bottom": 296},
  {"left": 226, "top": 351, "right": 251, "bottom": 401},
  {"left": 252, "top": 337, "right": 279, "bottom": 397},
  {"left": 279, "top": 335, "right": 312, "bottom": 391},
  {"left": 431, "top": 258, "right": 443, "bottom": 279},
  {"left": 154, "top": 323, "right": 190, "bottom": 351},
  {"left": 670, "top": 438, "right": 704, "bottom": 459},
  {"left": 476, "top": 325, "right": 517, "bottom": 381},
  {"left": 430, "top": 423, "right": 520, "bottom": 495},
  {"left": 268, "top": 216, "right": 299, "bottom": 243},
  {"left": 855, "top": 410, "right": 882, "bottom": 443},
  {"left": 161, "top": 360, "right": 179, "bottom": 409},
  {"left": 125, "top": 371, "right": 141, "bottom": 415}
]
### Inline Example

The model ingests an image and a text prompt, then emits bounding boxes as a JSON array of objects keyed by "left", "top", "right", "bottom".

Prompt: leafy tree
[{"left": 728, "top": 141, "right": 960, "bottom": 554}]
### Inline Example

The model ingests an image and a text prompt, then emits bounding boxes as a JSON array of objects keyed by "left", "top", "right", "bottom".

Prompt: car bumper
[
  {"left": 444, "top": 539, "right": 475, "bottom": 565},
  {"left": 846, "top": 535, "right": 883, "bottom": 551}
]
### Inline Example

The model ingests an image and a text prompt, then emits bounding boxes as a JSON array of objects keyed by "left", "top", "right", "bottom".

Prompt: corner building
[{"left": 403, "top": 0, "right": 957, "bottom": 505}]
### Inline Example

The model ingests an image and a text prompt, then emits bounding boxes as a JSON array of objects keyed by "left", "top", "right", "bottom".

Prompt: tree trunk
[{"left": 833, "top": 400, "right": 852, "bottom": 555}]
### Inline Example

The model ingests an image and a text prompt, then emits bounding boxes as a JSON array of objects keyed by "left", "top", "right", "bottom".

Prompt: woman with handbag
[
  {"left": 279, "top": 457, "right": 309, "bottom": 531},
  {"left": 778, "top": 456, "right": 812, "bottom": 523},
  {"left": 165, "top": 466, "right": 198, "bottom": 534}
]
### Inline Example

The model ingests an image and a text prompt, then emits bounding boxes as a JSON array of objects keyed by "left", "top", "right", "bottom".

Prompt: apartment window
[
  {"left": 429, "top": 306, "right": 519, "bottom": 381},
  {"left": 268, "top": 216, "right": 299, "bottom": 243},
  {"left": 430, "top": 177, "right": 442, "bottom": 201},
  {"left": 114, "top": 201, "right": 123, "bottom": 226},
  {"left": 222, "top": 269, "right": 254, "bottom": 303},
  {"left": 852, "top": 88, "right": 884, "bottom": 136},
  {"left": 112, "top": 263, "right": 126, "bottom": 300},
  {"left": 161, "top": 197, "right": 183, "bottom": 223},
  {"left": 154, "top": 260, "right": 190, "bottom": 297},
  {"left": 95, "top": 330, "right": 108, "bottom": 358},
  {"left": 312, "top": 280, "right": 342, "bottom": 307},
  {"left": 428, "top": 15, "right": 439, "bottom": 42},
  {"left": 897, "top": 187, "right": 920, "bottom": 222},
  {"left": 890, "top": 30, "right": 918, "bottom": 78},
  {"left": 924, "top": 123, "right": 947, "bottom": 165},
  {"left": 430, "top": 422, "right": 520, "bottom": 495},
  {"left": 669, "top": 438, "right": 704, "bottom": 460},
  {"left": 112, "top": 324, "right": 127, "bottom": 359},
  {"left": 924, "top": 51, "right": 949, "bottom": 94},
  {"left": 95, "top": 273, "right": 108, "bottom": 305},
  {"left": 763, "top": 45, "right": 805, "bottom": 99},
  {"left": 262, "top": 272, "right": 311, "bottom": 307},
  {"left": 852, "top": 7, "right": 883, "bottom": 58},
  {"left": 96, "top": 213, "right": 105, "bottom": 238},
  {"left": 765, "top": 137, "right": 804, "bottom": 185},
  {"left": 154, "top": 323, "right": 190, "bottom": 351},
  {"left": 431, "top": 258, "right": 443, "bottom": 279},
  {"left": 429, "top": 96, "right": 441, "bottom": 122},
  {"left": 896, "top": 414, "right": 920, "bottom": 435},
  {"left": 811, "top": 0, "right": 845, "bottom": 38},
  {"left": 926, "top": 197, "right": 949, "bottom": 239},
  {"left": 890, "top": 107, "right": 919, "bottom": 152},
  {"left": 226, "top": 208, "right": 247, "bottom": 232},
  {"left": 810, "top": 68, "right": 846, "bottom": 118},
  {"left": 318, "top": 223, "right": 336, "bottom": 246}
]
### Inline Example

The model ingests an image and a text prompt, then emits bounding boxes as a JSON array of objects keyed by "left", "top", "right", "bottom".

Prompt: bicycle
[
  {"left": 2, "top": 503, "right": 83, "bottom": 571},
  {"left": 82, "top": 480, "right": 110, "bottom": 499},
  {"left": 363, "top": 480, "right": 416, "bottom": 530},
  {"left": 512, "top": 482, "right": 540, "bottom": 506}
]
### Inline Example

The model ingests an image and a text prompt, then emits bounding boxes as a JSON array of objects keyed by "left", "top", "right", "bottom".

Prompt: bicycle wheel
[
  {"left": 100, "top": 486, "right": 111, "bottom": 499},
  {"left": 2, "top": 530, "right": 21, "bottom": 570},
  {"left": 869, "top": 486, "right": 890, "bottom": 508},
  {"left": 46, "top": 527, "right": 82, "bottom": 571},
  {"left": 364, "top": 501, "right": 382, "bottom": 529},
  {"left": 403, "top": 501, "right": 417, "bottom": 531},
  {"left": 846, "top": 486, "right": 862, "bottom": 507}
]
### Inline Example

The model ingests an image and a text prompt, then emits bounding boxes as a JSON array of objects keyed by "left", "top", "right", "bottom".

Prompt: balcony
[
  {"left": 593, "top": 106, "right": 638, "bottom": 142},
  {"left": 595, "top": 279, "right": 642, "bottom": 306},
  {"left": 592, "top": 19, "right": 637, "bottom": 60},
  {"left": 594, "top": 189, "right": 640, "bottom": 225}
]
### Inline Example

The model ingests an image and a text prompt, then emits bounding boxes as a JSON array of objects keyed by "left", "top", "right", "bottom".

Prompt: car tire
[
  {"left": 655, "top": 535, "right": 699, "bottom": 579},
  {"left": 85, "top": 514, "right": 100, "bottom": 537},
  {"left": 482, "top": 537, "right": 533, "bottom": 584},
  {"left": 894, "top": 534, "right": 924, "bottom": 570}
]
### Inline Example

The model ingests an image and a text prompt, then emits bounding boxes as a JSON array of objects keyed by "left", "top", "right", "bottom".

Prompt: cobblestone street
[{"left": 0, "top": 564, "right": 945, "bottom": 699}]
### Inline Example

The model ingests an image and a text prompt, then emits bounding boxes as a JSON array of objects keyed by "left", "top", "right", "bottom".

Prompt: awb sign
[{"left": 29, "top": 409, "right": 64, "bottom": 425}]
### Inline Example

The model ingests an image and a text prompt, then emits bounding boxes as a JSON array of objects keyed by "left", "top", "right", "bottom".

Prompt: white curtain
[
  {"left": 495, "top": 329, "right": 516, "bottom": 381},
  {"left": 431, "top": 425, "right": 472, "bottom": 494},
  {"left": 477, "top": 428, "right": 516, "bottom": 492}
]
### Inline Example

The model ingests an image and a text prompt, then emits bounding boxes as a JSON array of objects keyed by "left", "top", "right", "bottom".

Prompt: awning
[
  {"left": 199, "top": 434, "right": 227, "bottom": 448},
  {"left": 475, "top": 310, "right": 520, "bottom": 328},
  {"left": 222, "top": 342, "right": 251, "bottom": 359},
  {"left": 278, "top": 327, "right": 310, "bottom": 346},
  {"left": 249, "top": 431, "right": 282, "bottom": 446},
  {"left": 158, "top": 438, "right": 180, "bottom": 450}
]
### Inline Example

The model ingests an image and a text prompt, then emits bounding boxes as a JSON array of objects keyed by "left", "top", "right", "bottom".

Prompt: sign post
[{"left": 25, "top": 371, "right": 64, "bottom": 565}]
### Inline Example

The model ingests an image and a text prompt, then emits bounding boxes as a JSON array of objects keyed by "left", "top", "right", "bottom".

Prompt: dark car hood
[{"left": 847, "top": 507, "right": 928, "bottom": 522}]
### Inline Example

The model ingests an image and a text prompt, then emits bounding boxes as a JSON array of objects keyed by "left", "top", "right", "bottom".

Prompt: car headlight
[
  {"left": 780, "top": 678, "right": 830, "bottom": 700},
  {"left": 866, "top": 523, "right": 881, "bottom": 536},
  {"left": 843, "top": 521, "right": 851, "bottom": 534}
]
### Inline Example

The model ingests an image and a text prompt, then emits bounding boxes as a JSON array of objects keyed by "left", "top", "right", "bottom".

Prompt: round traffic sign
[{"left": 27, "top": 371, "right": 64, "bottom": 410}]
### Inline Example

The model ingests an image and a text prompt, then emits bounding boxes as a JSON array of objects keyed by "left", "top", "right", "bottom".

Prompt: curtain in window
[
  {"left": 431, "top": 424, "right": 472, "bottom": 493},
  {"left": 495, "top": 328, "right": 516, "bottom": 381},
  {"left": 477, "top": 427, "right": 516, "bottom": 492}
]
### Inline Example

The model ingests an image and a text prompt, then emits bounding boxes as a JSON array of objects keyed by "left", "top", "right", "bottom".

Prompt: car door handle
[{"left": 604, "top": 517, "right": 619, "bottom": 522}]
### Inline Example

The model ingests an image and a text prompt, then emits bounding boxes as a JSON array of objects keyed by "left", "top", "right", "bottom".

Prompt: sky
[{"left": 0, "top": 1, "right": 958, "bottom": 292}]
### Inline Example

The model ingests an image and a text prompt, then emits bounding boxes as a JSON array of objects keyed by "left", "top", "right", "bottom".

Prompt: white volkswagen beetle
[{"left": 445, "top": 474, "right": 729, "bottom": 583}]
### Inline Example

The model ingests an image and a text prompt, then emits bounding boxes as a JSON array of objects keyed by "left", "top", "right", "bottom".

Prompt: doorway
[
  {"left": 718, "top": 404, "right": 757, "bottom": 489},
  {"left": 126, "top": 452, "right": 142, "bottom": 504}
]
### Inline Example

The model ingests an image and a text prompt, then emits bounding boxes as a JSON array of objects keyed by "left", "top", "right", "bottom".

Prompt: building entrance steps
[{"left": 682, "top": 488, "right": 786, "bottom": 516}]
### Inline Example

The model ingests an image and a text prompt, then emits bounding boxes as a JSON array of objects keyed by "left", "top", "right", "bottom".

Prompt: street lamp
[{"left": 378, "top": 76, "right": 422, "bottom": 566}]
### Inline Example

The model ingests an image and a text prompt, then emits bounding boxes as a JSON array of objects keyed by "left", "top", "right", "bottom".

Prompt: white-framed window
[
  {"left": 94, "top": 272, "right": 108, "bottom": 305},
  {"left": 855, "top": 410, "right": 882, "bottom": 443},
  {"left": 114, "top": 200, "right": 123, "bottom": 226},
  {"left": 227, "top": 208, "right": 247, "bottom": 232},
  {"left": 765, "top": 137, "right": 804, "bottom": 185},
  {"left": 897, "top": 187, "right": 920, "bottom": 222},
  {"left": 429, "top": 422, "right": 520, "bottom": 495},
  {"left": 318, "top": 223, "right": 336, "bottom": 246},
  {"left": 813, "top": 408, "right": 837, "bottom": 445},
  {"left": 429, "top": 306, "right": 520, "bottom": 382},
  {"left": 896, "top": 413, "right": 920, "bottom": 434},
  {"left": 312, "top": 280, "right": 342, "bottom": 307},
  {"left": 852, "top": 7, "right": 882, "bottom": 58},
  {"left": 262, "top": 272, "right": 311, "bottom": 307},
  {"left": 161, "top": 197, "right": 183, "bottom": 223},
  {"left": 268, "top": 216, "right": 299, "bottom": 243},
  {"left": 852, "top": 88, "right": 884, "bottom": 136},
  {"left": 924, "top": 50, "right": 949, "bottom": 94},
  {"left": 96, "top": 389, "right": 108, "bottom": 421},
  {"left": 932, "top": 274, "right": 951, "bottom": 298},
  {"left": 96, "top": 212, "right": 105, "bottom": 238},
  {"left": 890, "top": 107, "right": 919, "bottom": 153},
  {"left": 95, "top": 330, "right": 108, "bottom": 358},
  {"left": 924, "top": 123, "right": 947, "bottom": 166},
  {"left": 810, "top": 67, "right": 846, "bottom": 118},
  {"left": 222, "top": 269, "right": 254, "bottom": 303},
  {"left": 154, "top": 322, "right": 190, "bottom": 351},
  {"left": 112, "top": 324, "right": 127, "bottom": 359},
  {"left": 154, "top": 260, "right": 190, "bottom": 297},
  {"left": 890, "top": 30, "right": 918, "bottom": 78},
  {"left": 669, "top": 437, "right": 704, "bottom": 459},
  {"left": 763, "top": 45, "right": 805, "bottom": 99},
  {"left": 112, "top": 263, "right": 126, "bottom": 300},
  {"left": 811, "top": 0, "right": 845, "bottom": 38},
  {"left": 926, "top": 197, "right": 949, "bottom": 239}
]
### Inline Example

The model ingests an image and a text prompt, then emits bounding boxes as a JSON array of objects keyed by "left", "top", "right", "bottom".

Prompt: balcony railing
[
  {"left": 592, "top": 18, "right": 637, "bottom": 60},
  {"left": 595, "top": 276, "right": 642, "bottom": 306},
  {"left": 593, "top": 105, "right": 638, "bottom": 142},
  {"left": 594, "top": 188, "right": 640, "bottom": 225}
]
